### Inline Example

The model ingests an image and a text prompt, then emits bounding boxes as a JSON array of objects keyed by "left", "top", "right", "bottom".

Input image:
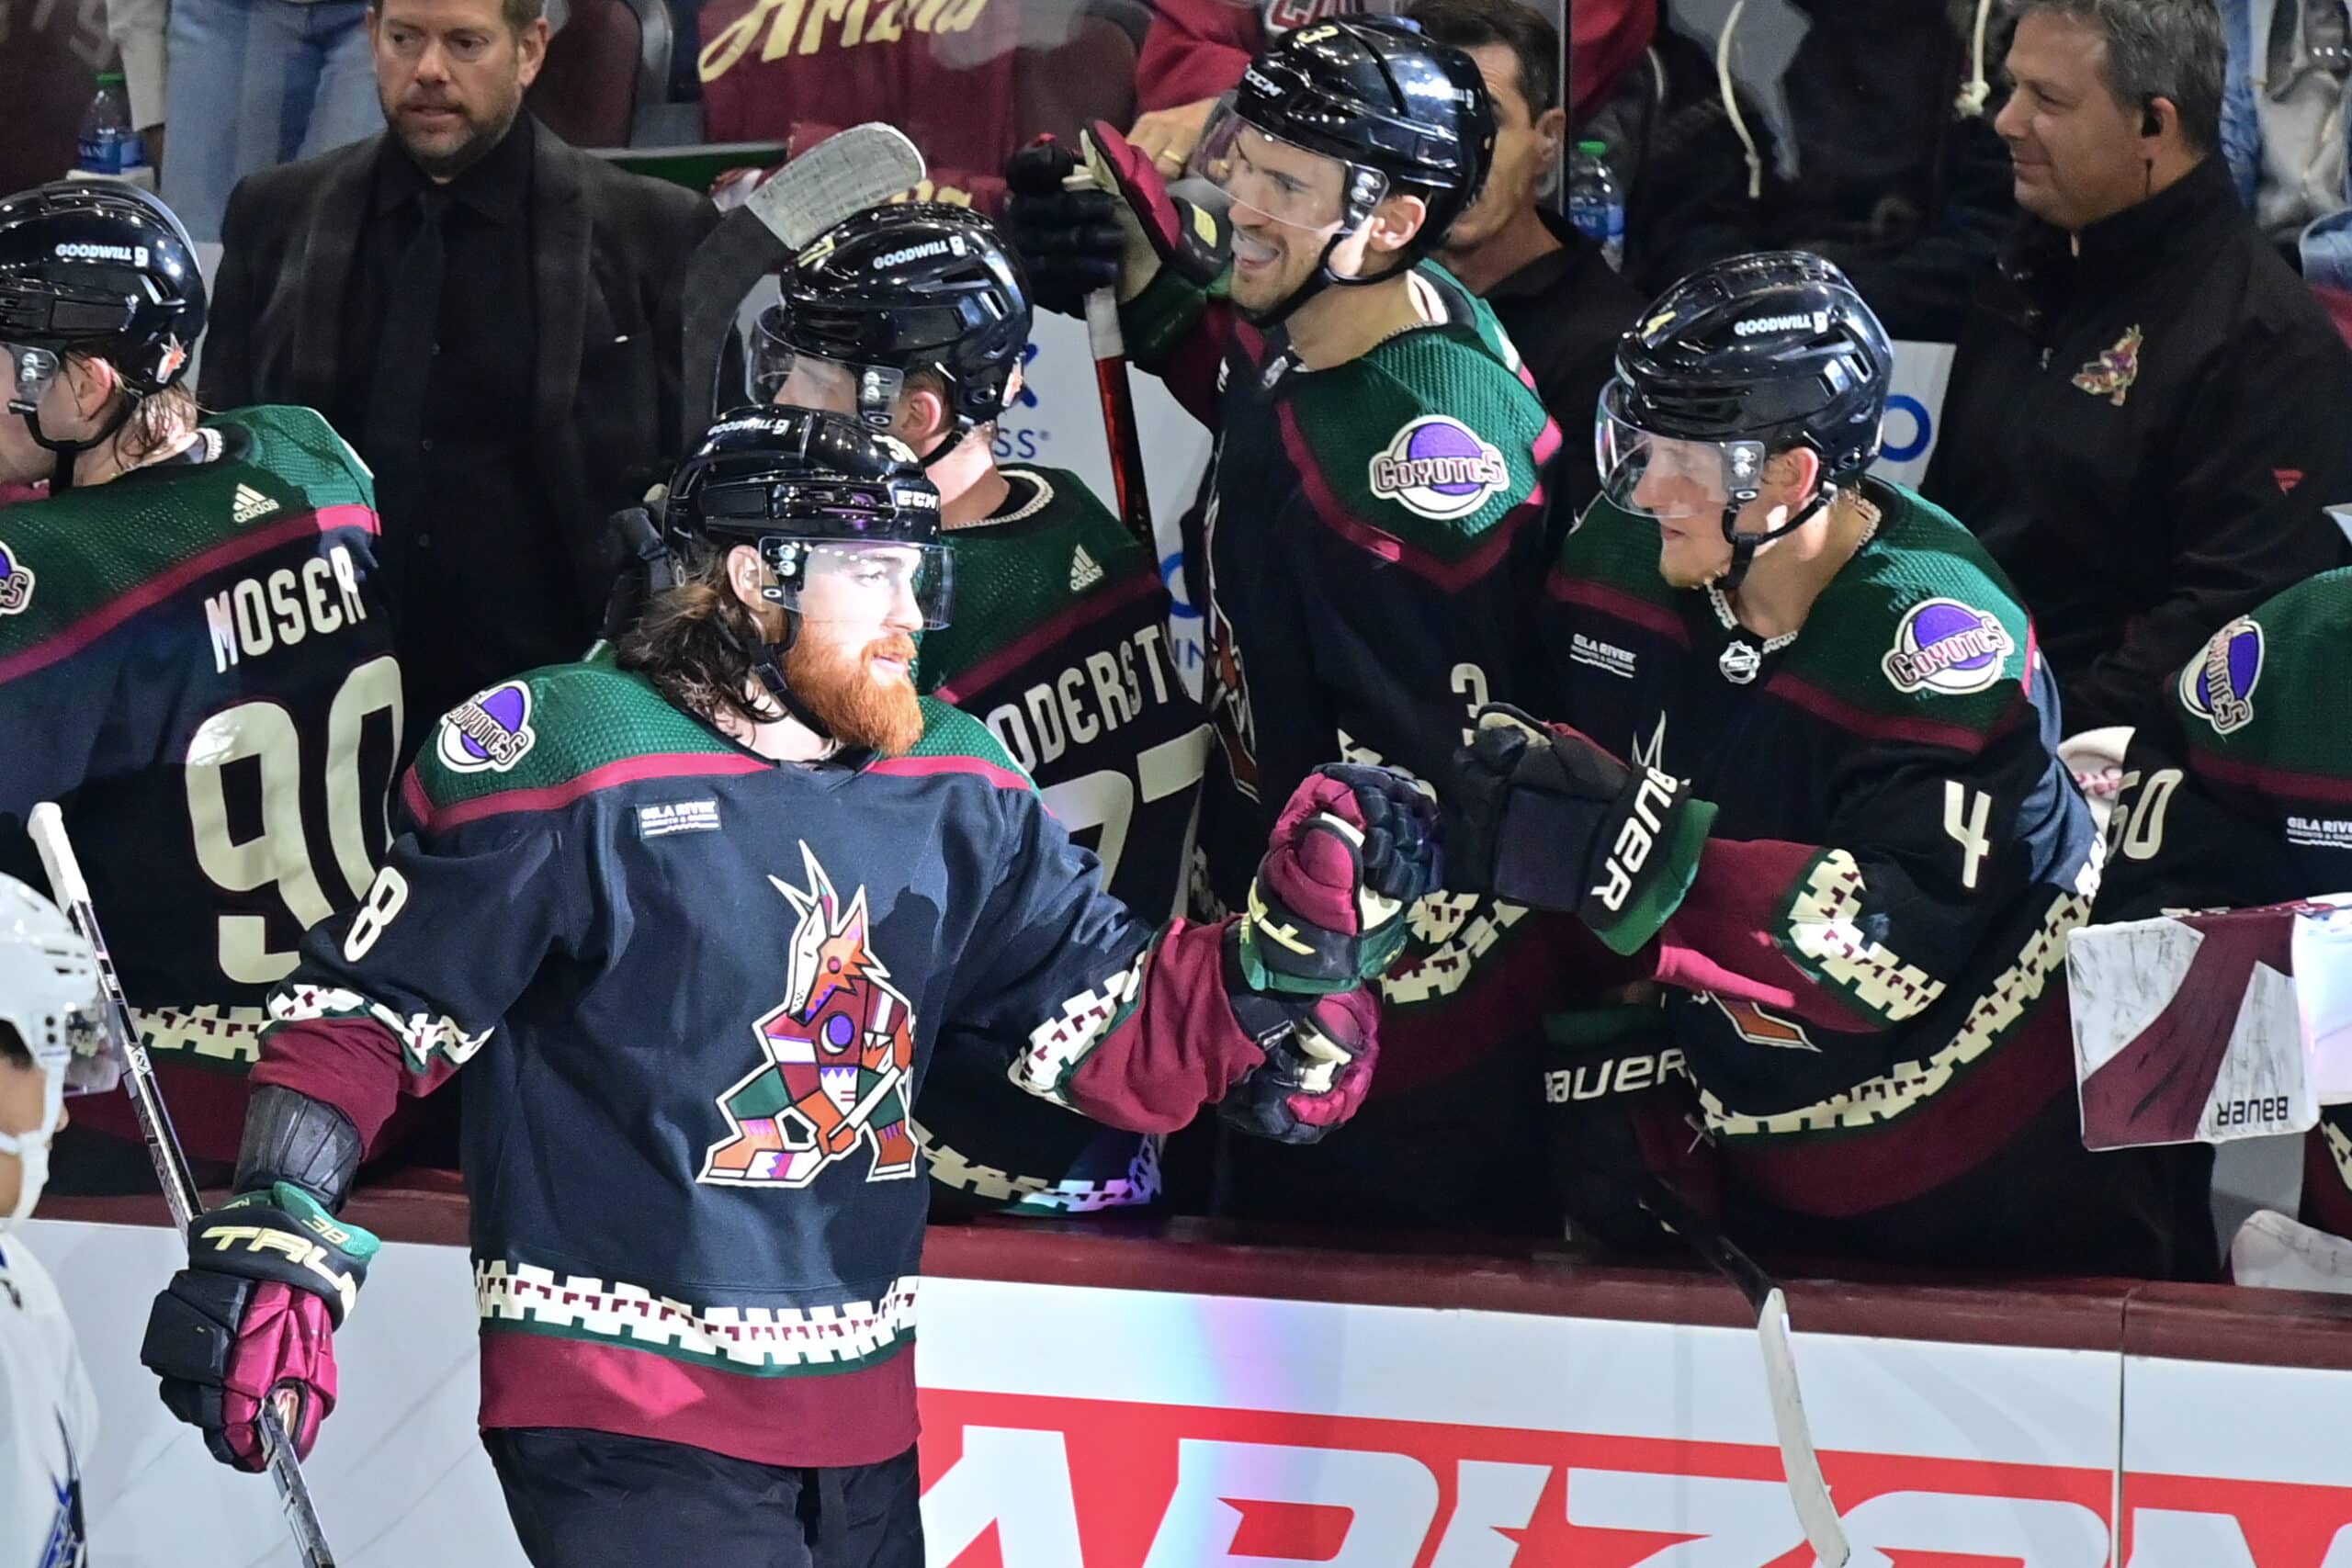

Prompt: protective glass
[
  {"left": 1192, "top": 104, "right": 1387, "bottom": 236},
  {"left": 1594, "top": 379, "right": 1764, "bottom": 523},
  {"left": 760, "top": 538, "right": 955, "bottom": 630},
  {"left": 61, "top": 998, "right": 122, "bottom": 1096}
]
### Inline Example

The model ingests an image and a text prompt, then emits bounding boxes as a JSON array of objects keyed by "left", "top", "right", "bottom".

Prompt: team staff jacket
[
  {"left": 913, "top": 464, "right": 1208, "bottom": 1213},
  {"left": 0, "top": 406, "right": 399, "bottom": 1164},
  {"left": 1540, "top": 484, "right": 2150, "bottom": 1269},
  {"left": 2090, "top": 569, "right": 2352, "bottom": 1244},
  {"left": 1123, "top": 257, "right": 1565, "bottom": 1097},
  {"left": 251, "top": 660, "right": 1318, "bottom": 1468},
  {"left": 1923, "top": 157, "right": 2352, "bottom": 734}
]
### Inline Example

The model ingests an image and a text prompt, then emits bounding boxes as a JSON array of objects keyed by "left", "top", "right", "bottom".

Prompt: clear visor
[
  {"left": 1192, "top": 105, "right": 1387, "bottom": 237},
  {"left": 749, "top": 332, "right": 905, "bottom": 426},
  {"left": 3, "top": 343, "right": 61, "bottom": 416},
  {"left": 762, "top": 538, "right": 955, "bottom": 631},
  {"left": 1595, "top": 380, "right": 1766, "bottom": 524}
]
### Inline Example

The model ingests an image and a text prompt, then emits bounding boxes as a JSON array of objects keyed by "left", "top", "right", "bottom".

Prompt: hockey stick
[
  {"left": 1064, "top": 168, "right": 1156, "bottom": 553},
  {"left": 680, "top": 123, "right": 927, "bottom": 448},
  {"left": 1640, "top": 1179, "right": 1851, "bottom": 1568},
  {"left": 28, "top": 801, "right": 340, "bottom": 1568}
]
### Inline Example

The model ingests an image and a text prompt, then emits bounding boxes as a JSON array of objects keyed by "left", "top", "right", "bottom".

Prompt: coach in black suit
[{"left": 200, "top": 0, "right": 717, "bottom": 726}]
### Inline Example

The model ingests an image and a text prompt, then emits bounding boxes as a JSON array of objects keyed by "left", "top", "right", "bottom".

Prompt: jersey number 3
[{"left": 184, "top": 655, "right": 404, "bottom": 984}]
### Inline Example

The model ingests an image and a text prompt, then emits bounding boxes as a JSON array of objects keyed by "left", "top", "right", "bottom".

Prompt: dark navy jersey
[
  {"left": 254, "top": 662, "right": 1292, "bottom": 1468},
  {"left": 913, "top": 465, "right": 1208, "bottom": 1214},
  {"left": 1540, "top": 482, "right": 2153, "bottom": 1269},
  {"left": 0, "top": 406, "right": 398, "bottom": 1161}
]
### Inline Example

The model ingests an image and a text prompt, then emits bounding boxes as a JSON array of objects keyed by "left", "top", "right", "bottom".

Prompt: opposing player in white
[{"left": 0, "top": 875, "right": 107, "bottom": 1568}]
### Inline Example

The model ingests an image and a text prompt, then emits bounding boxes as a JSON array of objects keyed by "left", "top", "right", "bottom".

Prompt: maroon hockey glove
[
  {"left": 142, "top": 1183, "right": 378, "bottom": 1472},
  {"left": 1220, "top": 981, "right": 1380, "bottom": 1144},
  {"left": 1238, "top": 764, "right": 1442, "bottom": 996},
  {"left": 1444, "top": 705, "right": 1716, "bottom": 955},
  {"left": 1003, "top": 124, "right": 1226, "bottom": 315}
]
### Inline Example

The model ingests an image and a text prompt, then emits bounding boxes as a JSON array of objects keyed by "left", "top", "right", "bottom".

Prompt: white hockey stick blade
[
  {"left": 1757, "top": 1288, "right": 1850, "bottom": 1567},
  {"left": 749, "top": 122, "right": 924, "bottom": 250}
]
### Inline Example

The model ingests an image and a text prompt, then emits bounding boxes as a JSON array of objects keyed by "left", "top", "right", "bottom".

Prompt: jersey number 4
[{"left": 184, "top": 655, "right": 404, "bottom": 985}]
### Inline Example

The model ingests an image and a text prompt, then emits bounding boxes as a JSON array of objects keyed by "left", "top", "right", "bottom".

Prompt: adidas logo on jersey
[
  {"left": 1069, "top": 545, "right": 1104, "bottom": 592},
  {"left": 232, "top": 484, "right": 279, "bottom": 525}
]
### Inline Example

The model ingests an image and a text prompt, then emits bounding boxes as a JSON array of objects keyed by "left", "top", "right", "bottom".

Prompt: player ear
[
  {"left": 724, "top": 544, "right": 768, "bottom": 611},
  {"left": 897, "top": 385, "right": 951, "bottom": 451},
  {"left": 1367, "top": 190, "right": 1430, "bottom": 256},
  {"left": 62, "top": 354, "right": 119, "bottom": 421}
]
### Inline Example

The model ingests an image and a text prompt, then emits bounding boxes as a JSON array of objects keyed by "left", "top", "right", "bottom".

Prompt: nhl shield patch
[
  {"left": 436, "top": 681, "right": 537, "bottom": 773},
  {"left": 0, "top": 539, "right": 33, "bottom": 615},
  {"left": 2180, "top": 616, "right": 2263, "bottom": 735},
  {"left": 1368, "top": 416, "right": 1510, "bottom": 520},
  {"left": 1882, "top": 599, "right": 2014, "bottom": 695}
]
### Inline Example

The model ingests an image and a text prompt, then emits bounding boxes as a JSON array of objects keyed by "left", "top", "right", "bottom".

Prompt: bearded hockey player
[
  {"left": 0, "top": 878, "right": 109, "bottom": 1568},
  {"left": 139, "top": 408, "right": 1434, "bottom": 1567},
  {"left": 2089, "top": 568, "right": 2352, "bottom": 1259},
  {"left": 1007, "top": 17, "right": 1566, "bottom": 1233},
  {"left": 755, "top": 204, "right": 1207, "bottom": 1216},
  {"left": 1446, "top": 253, "right": 2187, "bottom": 1276},
  {"left": 0, "top": 182, "right": 400, "bottom": 1190}
]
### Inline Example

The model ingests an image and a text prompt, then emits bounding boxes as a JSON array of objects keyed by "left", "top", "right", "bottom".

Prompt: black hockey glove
[
  {"left": 1220, "top": 971, "right": 1380, "bottom": 1145},
  {"left": 1236, "top": 764, "right": 1442, "bottom": 996},
  {"left": 1003, "top": 123, "right": 1226, "bottom": 316},
  {"left": 142, "top": 1182, "right": 379, "bottom": 1472},
  {"left": 1445, "top": 704, "right": 1716, "bottom": 954}
]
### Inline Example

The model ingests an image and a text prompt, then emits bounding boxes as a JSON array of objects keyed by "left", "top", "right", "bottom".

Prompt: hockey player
[
  {"left": 1006, "top": 17, "right": 1568, "bottom": 1233},
  {"left": 140, "top": 408, "right": 1435, "bottom": 1567},
  {"left": 753, "top": 203, "right": 1209, "bottom": 1215},
  {"left": 2089, "top": 568, "right": 2352, "bottom": 1256},
  {"left": 1443, "top": 252, "right": 2188, "bottom": 1276},
  {"left": 0, "top": 181, "right": 401, "bottom": 1190},
  {"left": 0, "top": 877, "right": 109, "bottom": 1568}
]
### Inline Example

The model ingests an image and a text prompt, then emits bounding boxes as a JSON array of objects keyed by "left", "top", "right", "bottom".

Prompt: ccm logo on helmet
[
  {"left": 53, "top": 242, "right": 149, "bottom": 267},
  {"left": 1590, "top": 767, "right": 1682, "bottom": 912},
  {"left": 1733, "top": 310, "right": 1830, "bottom": 337}
]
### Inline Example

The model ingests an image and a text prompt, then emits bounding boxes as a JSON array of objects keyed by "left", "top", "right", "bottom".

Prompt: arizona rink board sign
[{"left": 25, "top": 1219, "right": 2352, "bottom": 1565}]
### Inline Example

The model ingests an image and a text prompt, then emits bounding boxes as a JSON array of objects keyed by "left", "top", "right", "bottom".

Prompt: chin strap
[
  {"left": 1238, "top": 221, "right": 1424, "bottom": 331},
  {"left": 1713, "top": 483, "right": 1834, "bottom": 593},
  {"left": 10, "top": 350, "right": 137, "bottom": 496}
]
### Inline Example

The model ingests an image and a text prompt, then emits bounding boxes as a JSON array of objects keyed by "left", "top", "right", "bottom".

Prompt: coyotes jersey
[
  {"left": 1542, "top": 484, "right": 2177, "bottom": 1273},
  {"left": 2091, "top": 569, "right": 2352, "bottom": 1246},
  {"left": 914, "top": 466, "right": 1207, "bottom": 1214},
  {"left": 254, "top": 661, "right": 1303, "bottom": 1468},
  {"left": 0, "top": 407, "right": 399, "bottom": 1164},
  {"left": 0, "top": 1234, "right": 96, "bottom": 1568}
]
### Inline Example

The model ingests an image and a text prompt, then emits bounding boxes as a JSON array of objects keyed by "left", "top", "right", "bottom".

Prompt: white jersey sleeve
[{"left": 0, "top": 1235, "right": 96, "bottom": 1568}]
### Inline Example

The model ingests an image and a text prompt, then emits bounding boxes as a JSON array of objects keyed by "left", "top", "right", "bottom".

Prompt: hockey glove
[
  {"left": 142, "top": 1182, "right": 379, "bottom": 1472},
  {"left": 1221, "top": 978, "right": 1380, "bottom": 1144},
  {"left": 1003, "top": 124, "right": 1226, "bottom": 315},
  {"left": 1445, "top": 705, "right": 1716, "bottom": 955},
  {"left": 1237, "top": 764, "right": 1442, "bottom": 996}
]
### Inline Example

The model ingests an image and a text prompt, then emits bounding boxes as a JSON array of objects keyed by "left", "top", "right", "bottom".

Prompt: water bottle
[
  {"left": 76, "top": 72, "right": 149, "bottom": 180},
  {"left": 1568, "top": 140, "right": 1625, "bottom": 272}
]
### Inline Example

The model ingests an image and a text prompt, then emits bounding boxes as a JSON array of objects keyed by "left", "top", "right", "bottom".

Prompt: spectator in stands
[
  {"left": 200, "top": 0, "right": 718, "bottom": 729},
  {"left": 1924, "top": 0, "right": 2352, "bottom": 737},
  {"left": 1125, "top": 0, "right": 1655, "bottom": 177},
  {"left": 106, "top": 0, "right": 380, "bottom": 243},
  {"left": 1408, "top": 0, "right": 1642, "bottom": 511},
  {"left": 2217, "top": 0, "right": 2350, "bottom": 255}
]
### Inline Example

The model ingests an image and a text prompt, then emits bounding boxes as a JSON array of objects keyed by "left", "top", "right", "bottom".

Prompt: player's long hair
[{"left": 615, "top": 548, "right": 786, "bottom": 733}]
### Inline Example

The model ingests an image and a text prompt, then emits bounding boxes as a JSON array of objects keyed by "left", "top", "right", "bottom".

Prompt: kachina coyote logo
[{"left": 700, "top": 843, "right": 918, "bottom": 1189}]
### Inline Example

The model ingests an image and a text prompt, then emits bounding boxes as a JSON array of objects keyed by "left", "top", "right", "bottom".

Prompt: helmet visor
[
  {"left": 1193, "top": 104, "right": 1388, "bottom": 237},
  {"left": 1595, "top": 379, "right": 1766, "bottom": 524},
  {"left": 763, "top": 538, "right": 955, "bottom": 631}
]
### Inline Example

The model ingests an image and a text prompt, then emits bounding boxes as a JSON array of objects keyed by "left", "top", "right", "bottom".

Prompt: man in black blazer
[{"left": 200, "top": 0, "right": 718, "bottom": 728}]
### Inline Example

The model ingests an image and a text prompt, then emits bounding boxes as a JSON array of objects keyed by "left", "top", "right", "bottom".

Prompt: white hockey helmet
[{"left": 0, "top": 874, "right": 110, "bottom": 1225}]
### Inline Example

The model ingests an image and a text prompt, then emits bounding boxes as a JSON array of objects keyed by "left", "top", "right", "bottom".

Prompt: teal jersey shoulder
[
  {"left": 2167, "top": 566, "right": 2352, "bottom": 773},
  {"left": 414, "top": 660, "right": 738, "bottom": 811}
]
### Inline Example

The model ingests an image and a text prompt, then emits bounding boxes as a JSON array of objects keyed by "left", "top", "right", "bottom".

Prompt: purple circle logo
[
  {"left": 2180, "top": 617, "right": 2263, "bottom": 735},
  {"left": 1368, "top": 416, "right": 1509, "bottom": 520},
  {"left": 436, "top": 681, "right": 537, "bottom": 773},
  {"left": 1882, "top": 598, "right": 2015, "bottom": 695},
  {"left": 0, "top": 538, "right": 33, "bottom": 616}
]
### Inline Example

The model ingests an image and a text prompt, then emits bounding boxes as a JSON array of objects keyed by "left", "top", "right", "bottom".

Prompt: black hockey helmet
[
  {"left": 1597, "top": 251, "right": 1893, "bottom": 587},
  {"left": 753, "top": 203, "right": 1031, "bottom": 444},
  {"left": 1195, "top": 15, "right": 1495, "bottom": 320},
  {"left": 664, "top": 404, "right": 953, "bottom": 630},
  {"left": 0, "top": 180, "right": 207, "bottom": 491}
]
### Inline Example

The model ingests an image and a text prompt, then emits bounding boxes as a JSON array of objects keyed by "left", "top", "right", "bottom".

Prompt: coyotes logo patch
[
  {"left": 2072, "top": 324, "right": 2142, "bottom": 406},
  {"left": 701, "top": 843, "right": 918, "bottom": 1188}
]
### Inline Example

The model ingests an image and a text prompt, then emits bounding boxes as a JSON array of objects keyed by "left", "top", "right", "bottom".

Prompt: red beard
[{"left": 784, "top": 632, "right": 923, "bottom": 755}]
